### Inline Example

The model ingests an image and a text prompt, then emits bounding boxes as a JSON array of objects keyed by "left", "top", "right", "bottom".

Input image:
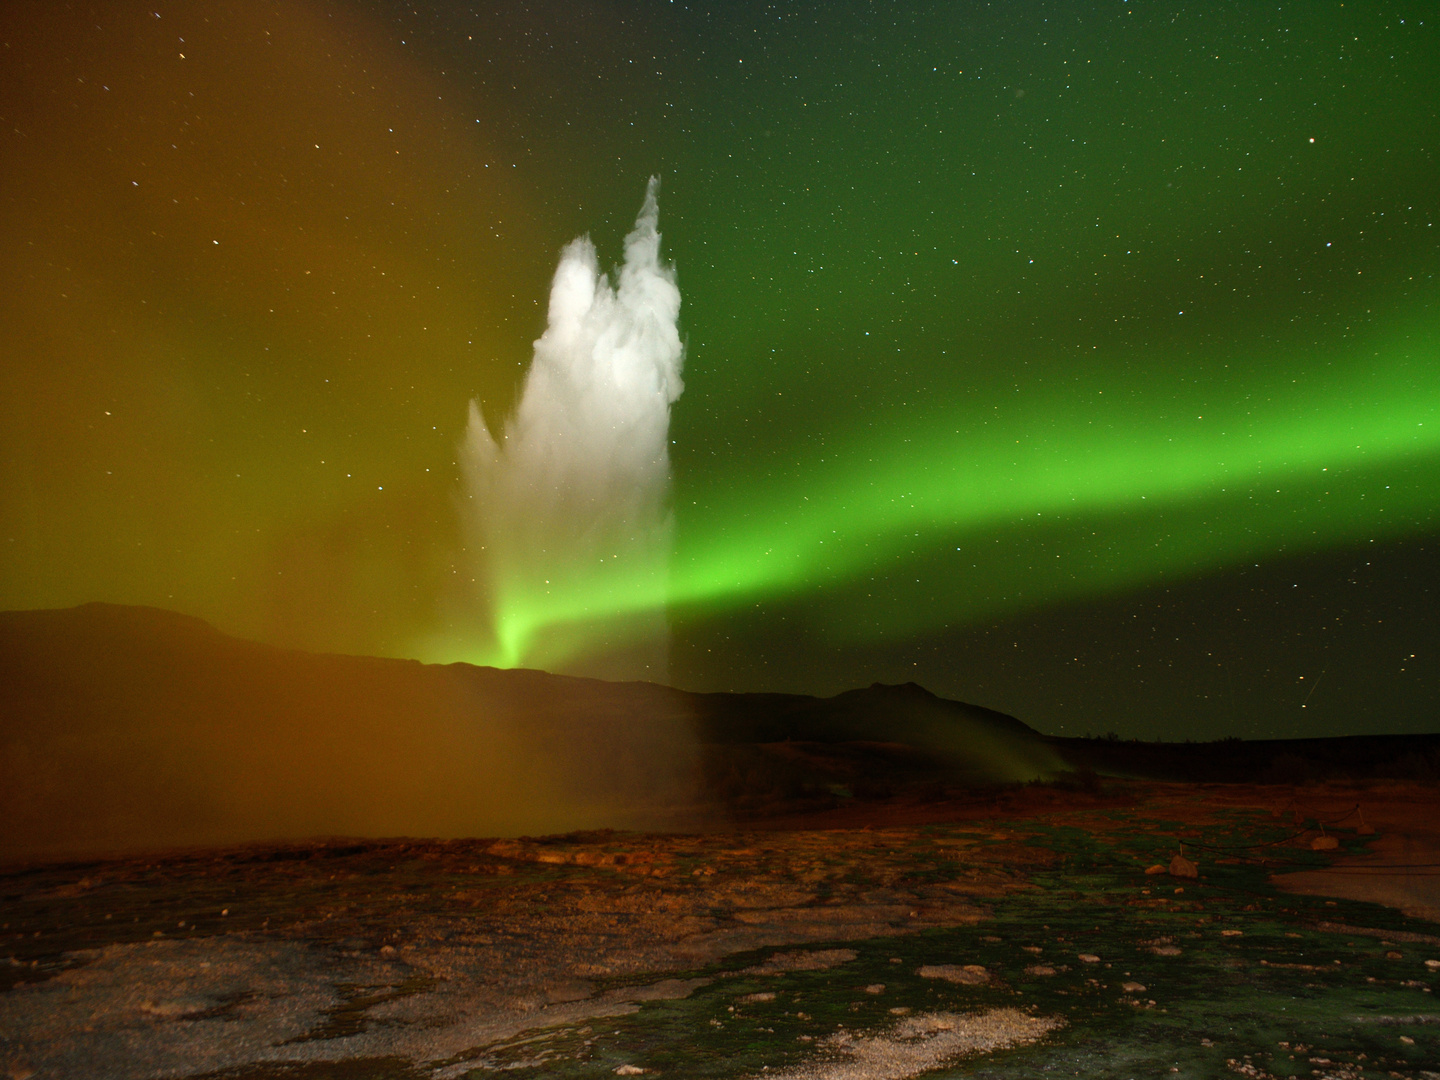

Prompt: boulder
[{"left": 1169, "top": 854, "right": 1198, "bottom": 878}]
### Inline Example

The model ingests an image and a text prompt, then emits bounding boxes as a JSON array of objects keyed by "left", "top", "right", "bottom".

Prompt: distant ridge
[
  {"left": 1050, "top": 731, "right": 1440, "bottom": 785},
  {"left": 691, "top": 679, "right": 1038, "bottom": 744},
  {"left": 0, "top": 604, "right": 1056, "bottom": 859}
]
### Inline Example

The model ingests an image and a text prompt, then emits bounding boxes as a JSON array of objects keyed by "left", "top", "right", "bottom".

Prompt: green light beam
[{"left": 429, "top": 309, "right": 1438, "bottom": 670}]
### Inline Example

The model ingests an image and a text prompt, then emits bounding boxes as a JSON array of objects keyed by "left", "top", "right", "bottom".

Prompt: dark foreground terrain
[
  {"left": 3, "top": 781, "right": 1440, "bottom": 1080},
  {"left": 3, "top": 605, "right": 1439, "bottom": 1078}
]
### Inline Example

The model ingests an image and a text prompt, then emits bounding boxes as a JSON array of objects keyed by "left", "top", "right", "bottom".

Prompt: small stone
[
  {"left": 1144, "top": 864, "right": 1168, "bottom": 875},
  {"left": 1424, "top": 959, "right": 1439, "bottom": 970},
  {"left": 1386, "top": 951, "right": 1403, "bottom": 960},
  {"left": 1221, "top": 929, "right": 1243, "bottom": 937},
  {"left": 1025, "top": 964, "right": 1056, "bottom": 977},
  {"left": 1400, "top": 1035, "right": 1415, "bottom": 1045},
  {"left": 614, "top": 1066, "right": 646, "bottom": 1076},
  {"left": 863, "top": 984, "right": 885, "bottom": 994},
  {"left": 1151, "top": 945, "right": 1182, "bottom": 957},
  {"left": 1078, "top": 953, "right": 1100, "bottom": 963},
  {"left": 887, "top": 1007, "right": 910, "bottom": 1015},
  {"left": 1122, "top": 981, "right": 1147, "bottom": 993},
  {"left": 737, "top": 992, "right": 775, "bottom": 1004},
  {"left": 1169, "top": 854, "right": 1198, "bottom": 879},
  {"left": 1311, "top": 835, "right": 1339, "bottom": 851},
  {"left": 1021, "top": 946, "right": 1042, "bottom": 954}
]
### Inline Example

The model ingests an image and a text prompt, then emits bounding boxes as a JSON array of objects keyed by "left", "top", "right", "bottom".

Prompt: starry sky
[{"left": 2, "top": 1, "right": 1436, "bottom": 739}]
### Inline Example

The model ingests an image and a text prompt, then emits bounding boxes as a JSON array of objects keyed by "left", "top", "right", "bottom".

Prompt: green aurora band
[{"left": 442, "top": 300, "right": 1437, "bottom": 671}]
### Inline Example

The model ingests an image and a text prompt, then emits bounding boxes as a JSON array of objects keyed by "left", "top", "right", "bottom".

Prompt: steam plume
[{"left": 462, "top": 178, "right": 683, "bottom": 676}]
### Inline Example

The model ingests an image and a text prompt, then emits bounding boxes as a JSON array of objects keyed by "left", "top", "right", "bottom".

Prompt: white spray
[{"left": 462, "top": 178, "right": 684, "bottom": 676}]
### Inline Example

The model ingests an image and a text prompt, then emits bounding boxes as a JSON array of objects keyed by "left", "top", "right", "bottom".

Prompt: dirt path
[{"left": 1265, "top": 784, "right": 1440, "bottom": 923}]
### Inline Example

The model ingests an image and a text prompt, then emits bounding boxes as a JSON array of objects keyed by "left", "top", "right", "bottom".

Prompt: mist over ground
[
  {"left": 0, "top": 604, "right": 1065, "bottom": 861},
  {"left": 0, "top": 605, "right": 702, "bottom": 860}
]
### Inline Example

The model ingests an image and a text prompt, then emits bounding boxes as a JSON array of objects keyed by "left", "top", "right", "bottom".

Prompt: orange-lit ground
[{"left": 2, "top": 780, "right": 1438, "bottom": 1078}]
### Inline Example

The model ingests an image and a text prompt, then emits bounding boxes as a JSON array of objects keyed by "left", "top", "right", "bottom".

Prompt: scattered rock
[
  {"left": 1144, "top": 864, "right": 1168, "bottom": 876},
  {"left": 760, "top": 1008, "right": 1063, "bottom": 1080},
  {"left": 1221, "top": 930, "right": 1243, "bottom": 937},
  {"left": 738, "top": 992, "right": 776, "bottom": 1004},
  {"left": 917, "top": 964, "right": 989, "bottom": 985},
  {"left": 1425, "top": 959, "right": 1440, "bottom": 970},
  {"left": 864, "top": 984, "right": 886, "bottom": 994},
  {"left": 1311, "top": 836, "right": 1339, "bottom": 851},
  {"left": 1169, "top": 854, "right": 1198, "bottom": 879},
  {"left": 1024, "top": 965, "right": 1056, "bottom": 977},
  {"left": 1077, "top": 954, "right": 1100, "bottom": 964},
  {"left": 1122, "top": 981, "right": 1146, "bottom": 993},
  {"left": 745, "top": 949, "right": 858, "bottom": 975},
  {"left": 614, "top": 1066, "right": 646, "bottom": 1075},
  {"left": 1151, "top": 945, "right": 1182, "bottom": 957}
]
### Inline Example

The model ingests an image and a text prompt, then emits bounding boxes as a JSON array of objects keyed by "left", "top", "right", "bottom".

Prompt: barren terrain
[{"left": 3, "top": 780, "right": 1439, "bottom": 1079}]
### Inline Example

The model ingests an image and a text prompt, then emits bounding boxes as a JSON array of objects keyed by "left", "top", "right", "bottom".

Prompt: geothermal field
[
  {"left": 2, "top": 606, "right": 1439, "bottom": 1079},
  {"left": 4, "top": 5, "right": 1438, "bottom": 1078}
]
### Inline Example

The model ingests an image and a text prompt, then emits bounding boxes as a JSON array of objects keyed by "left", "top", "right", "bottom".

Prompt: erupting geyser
[{"left": 462, "top": 178, "right": 684, "bottom": 676}]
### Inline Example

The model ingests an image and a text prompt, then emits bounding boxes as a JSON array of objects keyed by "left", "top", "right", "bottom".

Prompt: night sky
[{"left": 2, "top": 1, "right": 1436, "bottom": 740}]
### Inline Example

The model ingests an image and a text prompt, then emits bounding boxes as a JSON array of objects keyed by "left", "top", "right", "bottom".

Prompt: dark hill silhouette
[
  {"left": 692, "top": 680, "right": 1037, "bottom": 743},
  {"left": 0, "top": 604, "right": 1056, "bottom": 859}
]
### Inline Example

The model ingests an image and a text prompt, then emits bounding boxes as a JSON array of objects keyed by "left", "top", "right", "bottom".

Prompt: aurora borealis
[{"left": 2, "top": 1, "right": 1436, "bottom": 739}]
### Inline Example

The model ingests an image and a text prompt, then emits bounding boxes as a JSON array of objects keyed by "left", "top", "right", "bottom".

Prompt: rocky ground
[{"left": 3, "top": 780, "right": 1440, "bottom": 1080}]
